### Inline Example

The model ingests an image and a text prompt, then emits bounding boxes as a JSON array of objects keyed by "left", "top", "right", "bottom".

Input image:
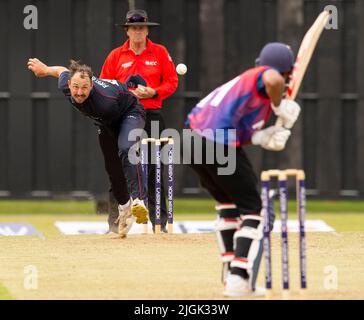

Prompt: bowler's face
[
  {"left": 127, "top": 26, "right": 149, "bottom": 45},
  {"left": 68, "top": 73, "right": 93, "bottom": 104}
]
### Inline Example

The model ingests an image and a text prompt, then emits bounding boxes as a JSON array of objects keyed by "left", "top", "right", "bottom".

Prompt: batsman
[
  {"left": 27, "top": 58, "right": 149, "bottom": 238},
  {"left": 185, "top": 42, "right": 301, "bottom": 296}
]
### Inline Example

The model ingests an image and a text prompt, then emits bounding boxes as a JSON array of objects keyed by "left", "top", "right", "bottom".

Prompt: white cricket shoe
[
  {"left": 131, "top": 198, "right": 149, "bottom": 224},
  {"left": 116, "top": 199, "right": 136, "bottom": 238},
  {"left": 223, "top": 274, "right": 265, "bottom": 297}
]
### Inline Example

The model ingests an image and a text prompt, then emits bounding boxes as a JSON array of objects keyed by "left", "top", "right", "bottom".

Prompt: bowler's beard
[{"left": 74, "top": 95, "right": 86, "bottom": 103}]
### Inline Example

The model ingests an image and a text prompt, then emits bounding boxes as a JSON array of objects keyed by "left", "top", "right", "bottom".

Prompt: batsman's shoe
[
  {"left": 223, "top": 274, "right": 265, "bottom": 297},
  {"left": 131, "top": 198, "right": 149, "bottom": 224},
  {"left": 117, "top": 200, "right": 136, "bottom": 238}
]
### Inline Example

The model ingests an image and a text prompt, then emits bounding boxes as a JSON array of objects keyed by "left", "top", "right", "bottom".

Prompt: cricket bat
[{"left": 275, "top": 10, "right": 330, "bottom": 128}]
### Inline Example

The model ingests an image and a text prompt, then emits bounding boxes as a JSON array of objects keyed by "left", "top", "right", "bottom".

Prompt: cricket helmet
[{"left": 256, "top": 42, "right": 294, "bottom": 73}]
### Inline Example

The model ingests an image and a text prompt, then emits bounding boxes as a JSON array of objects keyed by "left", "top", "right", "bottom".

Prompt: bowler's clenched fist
[{"left": 27, "top": 58, "right": 49, "bottom": 77}]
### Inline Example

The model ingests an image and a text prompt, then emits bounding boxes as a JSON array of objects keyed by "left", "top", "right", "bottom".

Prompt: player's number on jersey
[{"left": 197, "top": 76, "right": 240, "bottom": 108}]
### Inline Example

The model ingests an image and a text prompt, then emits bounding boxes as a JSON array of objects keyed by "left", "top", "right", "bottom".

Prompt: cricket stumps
[
  {"left": 261, "top": 169, "right": 306, "bottom": 299},
  {"left": 141, "top": 138, "right": 174, "bottom": 235}
]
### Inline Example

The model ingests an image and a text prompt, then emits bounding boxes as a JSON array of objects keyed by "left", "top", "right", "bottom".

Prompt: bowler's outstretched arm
[{"left": 27, "top": 58, "right": 68, "bottom": 78}]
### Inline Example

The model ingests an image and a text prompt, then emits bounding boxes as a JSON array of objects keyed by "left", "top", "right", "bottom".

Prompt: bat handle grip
[{"left": 275, "top": 117, "right": 284, "bottom": 128}]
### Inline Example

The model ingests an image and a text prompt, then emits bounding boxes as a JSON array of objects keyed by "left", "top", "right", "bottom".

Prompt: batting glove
[
  {"left": 252, "top": 126, "right": 291, "bottom": 151},
  {"left": 271, "top": 99, "right": 301, "bottom": 129}
]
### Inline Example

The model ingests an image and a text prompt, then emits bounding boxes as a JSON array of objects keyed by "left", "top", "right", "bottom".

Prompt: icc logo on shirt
[{"left": 145, "top": 61, "right": 158, "bottom": 66}]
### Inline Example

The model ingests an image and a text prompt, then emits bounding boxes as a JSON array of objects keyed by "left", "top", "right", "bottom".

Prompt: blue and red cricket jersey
[{"left": 187, "top": 66, "right": 273, "bottom": 147}]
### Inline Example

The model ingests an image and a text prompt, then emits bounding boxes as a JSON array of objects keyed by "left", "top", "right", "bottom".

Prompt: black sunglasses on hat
[{"left": 116, "top": 9, "right": 160, "bottom": 27}]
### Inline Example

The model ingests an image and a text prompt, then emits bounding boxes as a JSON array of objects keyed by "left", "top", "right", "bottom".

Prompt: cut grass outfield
[
  {"left": 0, "top": 284, "right": 13, "bottom": 300},
  {"left": 1, "top": 198, "right": 364, "bottom": 214},
  {"left": 0, "top": 199, "right": 363, "bottom": 234}
]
